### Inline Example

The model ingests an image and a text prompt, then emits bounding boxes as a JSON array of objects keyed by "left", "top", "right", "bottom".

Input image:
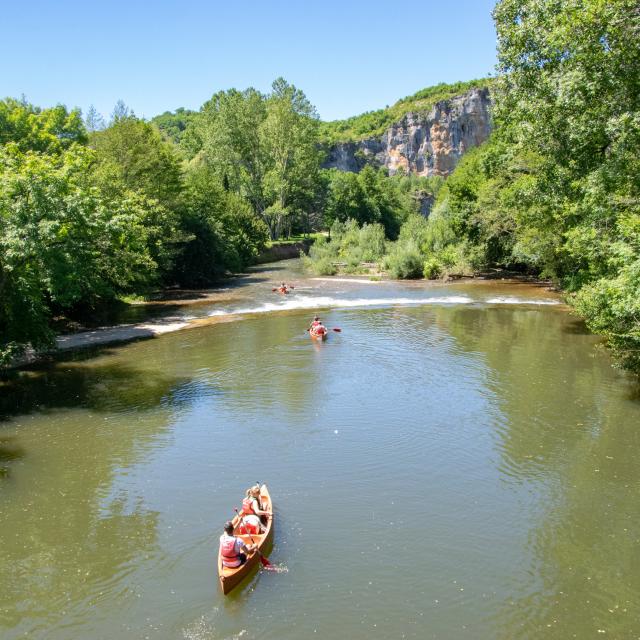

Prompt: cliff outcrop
[{"left": 324, "top": 87, "right": 492, "bottom": 177}]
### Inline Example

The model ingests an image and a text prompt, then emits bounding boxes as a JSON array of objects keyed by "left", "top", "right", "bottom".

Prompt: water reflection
[
  {"left": 438, "top": 304, "right": 640, "bottom": 638},
  {"left": 0, "top": 360, "right": 196, "bottom": 421},
  {"left": 2, "top": 274, "right": 640, "bottom": 639}
]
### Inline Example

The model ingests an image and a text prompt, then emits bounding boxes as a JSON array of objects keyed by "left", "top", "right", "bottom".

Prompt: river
[{"left": 1, "top": 260, "right": 639, "bottom": 639}]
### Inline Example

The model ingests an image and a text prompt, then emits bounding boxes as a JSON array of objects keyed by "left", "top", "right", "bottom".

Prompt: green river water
[{"left": 1, "top": 260, "right": 639, "bottom": 639}]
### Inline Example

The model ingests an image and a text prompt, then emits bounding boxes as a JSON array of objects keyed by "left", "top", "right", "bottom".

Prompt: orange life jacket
[
  {"left": 242, "top": 496, "right": 257, "bottom": 515},
  {"left": 220, "top": 534, "right": 241, "bottom": 567}
]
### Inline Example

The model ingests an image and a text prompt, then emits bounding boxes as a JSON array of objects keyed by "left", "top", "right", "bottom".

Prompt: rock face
[{"left": 324, "top": 87, "right": 492, "bottom": 177}]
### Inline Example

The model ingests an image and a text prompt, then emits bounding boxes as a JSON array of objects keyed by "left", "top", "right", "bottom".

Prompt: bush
[
  {"left": 423, "top": 257, "right": 442, "bottom": 279},
  {"left": 385, "top": 240, "right": 424, "bottom": 279},
  {"left": 304, "top": 219, "right": 385, "bottom": 274}
]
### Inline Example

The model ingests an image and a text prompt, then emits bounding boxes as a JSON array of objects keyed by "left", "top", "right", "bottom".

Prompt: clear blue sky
[{"left": 0, "top": 0, "right": 498, "bottom": 122}]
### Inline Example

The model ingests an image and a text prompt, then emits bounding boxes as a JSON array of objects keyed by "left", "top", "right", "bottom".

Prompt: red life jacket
[
  {"left": 220, "top": 534, "right": 241, "bottom": 567},
  {"left": 311, "top": 325, "right": 326, "bottom": 336},
  {"left": 241, "top": 496, "right": 257, "bottom": 515}
]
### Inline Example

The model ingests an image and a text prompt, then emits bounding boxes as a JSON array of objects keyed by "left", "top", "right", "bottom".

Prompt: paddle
[{"left": 234, "top": 507, "right": 274, "bottom": 569}]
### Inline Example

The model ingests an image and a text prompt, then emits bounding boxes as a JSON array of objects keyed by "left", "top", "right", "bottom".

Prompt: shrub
[
  {"left": 423, "top": 257, "right": 442, "bottom": 279},
  {"left": 385, "top": 240, "right": 424, "bottom": 279}
]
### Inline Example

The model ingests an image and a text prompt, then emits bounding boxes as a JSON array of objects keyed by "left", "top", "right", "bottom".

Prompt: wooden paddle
[{"left": 234, "top": 507, "right": 274, "bottom": 569}]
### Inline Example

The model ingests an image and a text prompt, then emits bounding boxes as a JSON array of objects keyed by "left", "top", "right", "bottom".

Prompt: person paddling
[
  {"left": 308, "top": 316, "right": 322, "bottom": 331},
  {"left": 219, "top": 521, "right": 255, "bottom": 568},
  {"left": 241, "top": 485, "right": 272, "bottom": 523}
]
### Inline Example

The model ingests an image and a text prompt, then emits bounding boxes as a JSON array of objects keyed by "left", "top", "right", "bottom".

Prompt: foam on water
[
  {"left": 486, "top": 296, "right": 560, "bottom": 305},
  {"left": 208, "top": 295, "right": 474, "bottom": 317},
  {"left": 311, "top": 277, "right": 383, "bottom": 284}
]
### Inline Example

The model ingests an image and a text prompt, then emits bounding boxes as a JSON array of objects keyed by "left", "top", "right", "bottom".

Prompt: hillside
[{"left": 318, "top": 78, "right": 493, "bottom": 144}]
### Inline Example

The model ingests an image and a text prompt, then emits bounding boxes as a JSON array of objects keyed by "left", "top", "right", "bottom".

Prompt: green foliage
[
  {"left": 572, "top": 212, "right": 640, "bottom": 370},
  {"left": 423, "top": 257, "right": 442, "bottom": 279},
  {"left": 151, "top": 107, "right": 197, "bottom": 144},
  {"left": 90, "top": 116, "right": 183, "bottom": 208},
  {"left": 421, "top": 0, "right": 640, "bottom": 372},
  {"left": 383, "top": 240, "right": 424, "bottom": 279},
  {"left": 319, "top": 79, "right": 493, "bottom": 143},
  {"left": 172, "top": 164, "right": 269, "bottom": 285},
  {"left": 0, "top": 145, "right": 158, "bottom": 362},
  {"left": 187, "top": 78, "right": 322, "bottom": 239},
  {"left": 303, "top": 219, "right": 386, "bottom": 274},
  {"left": 0, "top": 98, "right": 87, "bottom": 153},
  {"left": 322, "top": 166, "right": 430, "bottom": 239}
]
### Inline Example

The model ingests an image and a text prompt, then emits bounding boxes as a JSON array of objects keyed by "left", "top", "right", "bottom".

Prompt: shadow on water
[
  {"left": 561, "top": 317, "right": 593, "bottom": 336},
  {"left": 0, "top": 357, "right": 199, "bottom": 423},
  {"left": 0, "top": 436, "right": 25, "bottom": 478}
]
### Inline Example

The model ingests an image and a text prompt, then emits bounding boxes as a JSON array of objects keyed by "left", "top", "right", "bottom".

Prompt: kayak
[
  {"left": 218, "top": 484, "right": 274, "bottom": 595},
  {"left": 310, "top": 327, "right": 328, "bottom": 341}
]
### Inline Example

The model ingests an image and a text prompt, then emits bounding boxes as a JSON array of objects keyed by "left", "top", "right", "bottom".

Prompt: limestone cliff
[{"left": 324, "top": 87, "right": 492, "bottom": 177}]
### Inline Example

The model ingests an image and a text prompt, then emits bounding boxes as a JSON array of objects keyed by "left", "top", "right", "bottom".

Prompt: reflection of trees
[
  {"left": 0, "top": 355, "right": 196, "bottom": 637},
  {"left": 0, "top": 358, "right": 194, "bottom": 421},
  {"left": 0, "top": 436, "right": 24, "bottom": 478},
  {"left": 437, "top": 305, "right": 640, "bottom": 638}
]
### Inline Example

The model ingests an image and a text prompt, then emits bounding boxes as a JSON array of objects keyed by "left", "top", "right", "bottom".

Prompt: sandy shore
[{"left": 54, "top": 316, "right": 195, "bottom": 351}]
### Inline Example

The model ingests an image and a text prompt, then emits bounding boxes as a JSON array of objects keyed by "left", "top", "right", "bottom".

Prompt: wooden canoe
[{"left": 218, "top": 484, "right": 273, "bottom": 595}]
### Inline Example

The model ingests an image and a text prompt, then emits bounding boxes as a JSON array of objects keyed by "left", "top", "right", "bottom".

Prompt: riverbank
[
  {"left": 4, "top": 261, "right": 564, "bottom": 372},
  {"left": 254, "top": 237, "right": 316, "bottom": 264}
]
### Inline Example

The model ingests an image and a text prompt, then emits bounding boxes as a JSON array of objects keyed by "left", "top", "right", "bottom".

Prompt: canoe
[
  {"left": 310, "top": 328, "right": 328, "bottom": 341},
  {"left": 218, "top": 484, "right": 273, "bottom": 595}
]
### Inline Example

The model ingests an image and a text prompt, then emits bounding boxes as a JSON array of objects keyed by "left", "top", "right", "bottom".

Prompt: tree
[
  {"left": 89, "top": 116, "right": 185, "bottom": 278},
  {"left": 476, "top": 0, "right": 640, "bottom": 370},
  {"left": 0, "top": 98, "right": 87, "bottom": 153},
  {"left": 90, "top": 116, "right": 183, "bottom": 207},
  {"left": 85, "top": 105, "right": 105, "bottom": 132},
  {"left": 197, "top": 88, "right": 268, "bottom": 218},
  {"left": 0, "top": 145, "right": 158, "bottom": 362},
  {"left": 193, "top": 79, "right": 323, "bottom": 239},
  {"left": 172, "top": 164, "right": 269, "bottom": 285},
  {"left": 260, "top": 78, "right": 322, "bottom": 237},
  {"left": 110, "top": 99, "right": 131, "bottom": 123}
]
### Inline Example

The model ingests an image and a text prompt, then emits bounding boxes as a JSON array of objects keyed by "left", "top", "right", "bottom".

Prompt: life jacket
[
  {"left": 241, "top": 496, "right": 257, "bottom": 516},
  {"left": 311, "top": 320, "right": 321, "bottom": 328},
  {"left": 220, "top": 534, "right": 241, "bottom": 568}
]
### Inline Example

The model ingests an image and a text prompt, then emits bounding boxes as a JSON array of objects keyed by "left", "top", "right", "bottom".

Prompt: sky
[{"left": 0, "top": 0, "right": 499, "bottom": 122}]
